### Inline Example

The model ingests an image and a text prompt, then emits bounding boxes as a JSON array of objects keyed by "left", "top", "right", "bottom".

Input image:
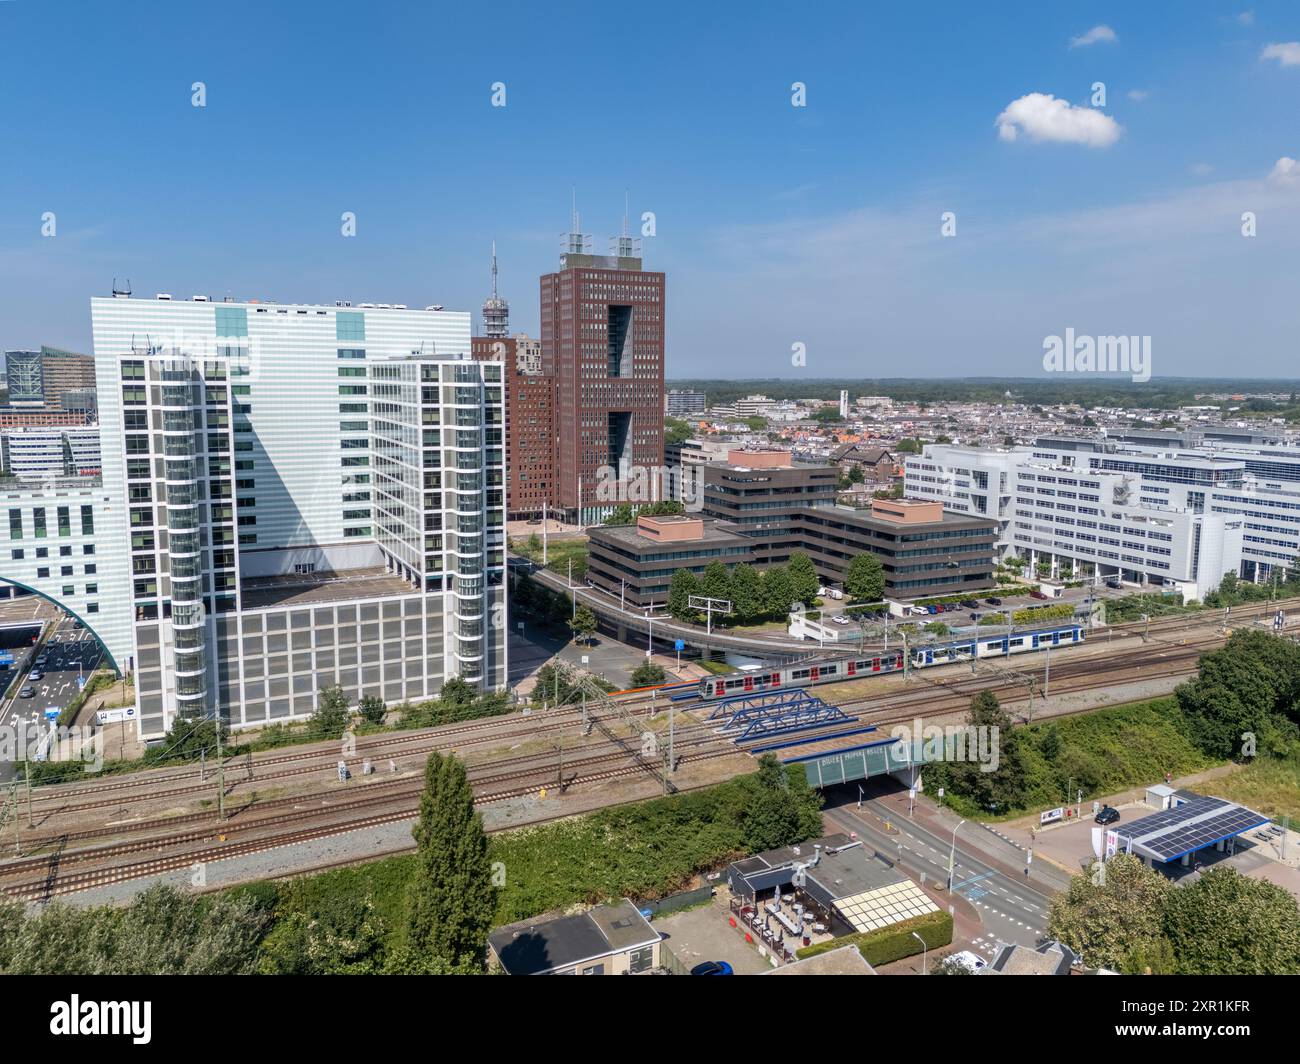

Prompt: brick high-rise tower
[{"left": 541, "top": 204, "right": 665, "bottom": 525}]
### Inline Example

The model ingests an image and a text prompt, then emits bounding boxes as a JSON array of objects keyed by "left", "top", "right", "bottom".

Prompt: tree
[
  {"left": 667, "top": 568, "right": 699, "bottom": 620},
  {"left": 699, "top": 560, "right": 733, "bottom": 610},
  {"left": 845, "top": 552, "right": 884, "bottom": 602},
  {"left": 896, "top": 438, "right": 922, "bottom": 454},
  {"left": 406, "top": 752, "right": 498, "bottom": 972},
  {"left": 630, "top": 661, "right": 667, "bottom": 687},
  {"left": 1048, "top": 855, "right": 1173, "bottom": 972},
  {"left": 603, "top": 504, "right": 635, "bottom": 526},
  {"left": 1174, "top": 629, "right": 1300, "bottom": 759},
  {"left": 440, "top": 676, "right": 477, "bottom": 707},
  {"left": 739, "top": 754, "right": 824, "bottom": 852},
  {"left": 762, "top": 566, "right": 796, "bottom": 618},
  {"left": 570, "top": 603, "right": 597, "bottom": 644},
  {"left": 0, "top": 885, "right": 269, "bottom": 975},
  {"left": 664, "top": 416, "right": 691, "bottom": 446},
  {"left": 259, "top": 889, "right": 387, "bottom": 975},
  {"left": 144, "top": 715, "right": 226, "bottom": 766},
  {"left": 1163, "top": 866, "right": 1300, "bottom": 974},
  {"left": 310, "top": 684, "right": 351, "bottom": 740},
  {"left": 787, "top": 551, "right": 819, "bottom": 605},
  {"left": 729, "top": 563, "right": 764, "bottom": 623},
  {"left": 943, "top": 691, "right": 1026, "bottom": 812},
  {"left": 357, "top": 694, "right": 386, "bottom": 725}
]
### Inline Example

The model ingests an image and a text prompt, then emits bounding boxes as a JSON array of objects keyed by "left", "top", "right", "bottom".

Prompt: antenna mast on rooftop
[{"left": 481, "top": 240, "right": 509, "bottom": 339}]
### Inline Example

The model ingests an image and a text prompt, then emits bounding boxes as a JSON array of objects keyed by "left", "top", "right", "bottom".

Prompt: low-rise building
[
  {"left": 488, "top": 899, "right": 661, "bottom": 976},
  {"left": 586, "top": 513, "right": 755, "bottom": 607}
]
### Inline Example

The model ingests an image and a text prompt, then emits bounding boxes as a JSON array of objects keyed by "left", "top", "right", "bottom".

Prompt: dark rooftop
[
  {"left": 488, "top": 900, "right": 658, "bottom": 976},
  {"left": 239, "top": 566, "right": 419, "bottom": 610}
]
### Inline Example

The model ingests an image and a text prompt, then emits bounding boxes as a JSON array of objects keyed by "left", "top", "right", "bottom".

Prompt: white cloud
[
  {"left": 1070, "top": 25, "right": 1117, "bottom": 48},
  {"left": 1189, "top": 162, "right": 1213, "bottom": 176},
  {"left": 1237, "top": 11, "right": 1255, "bottom": 26},
  {"left": 1268, "top": 156, "right": 1299, "bottom": 186},
  {"left": 996, "top": 93, "right": 1123, "bottom": 148},
  {"left": 1126, "top": 89, "right": 1150, "bottom": 102},
  {"left": 1261, "top": 42, "right": 1300, "bottom": 67}
]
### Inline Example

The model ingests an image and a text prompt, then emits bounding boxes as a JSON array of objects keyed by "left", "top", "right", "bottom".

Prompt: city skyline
[{"left": 3, "top": 2, "right": 1300, "bottom": 378}]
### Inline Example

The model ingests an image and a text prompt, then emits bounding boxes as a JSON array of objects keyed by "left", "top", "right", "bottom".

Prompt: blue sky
[{"left": 2, "top": 0, "right": 1299, "bottom": 378}]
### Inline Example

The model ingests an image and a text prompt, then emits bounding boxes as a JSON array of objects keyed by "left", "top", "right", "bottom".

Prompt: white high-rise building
[
  {"left": 903, "top": 437, "right": 1277, "bottom": 600},
  {"left": 0, "top": 294, "right": 506, "bottom": 742}
]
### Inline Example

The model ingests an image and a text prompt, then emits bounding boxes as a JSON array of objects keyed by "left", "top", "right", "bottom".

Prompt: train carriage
[{"left": 697, "top": 623, "right": 1085, "bottom": 699}]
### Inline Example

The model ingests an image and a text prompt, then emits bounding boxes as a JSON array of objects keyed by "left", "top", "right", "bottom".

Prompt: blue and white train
[{"left": 696, "top": 622, "right": 1085, "bottom": 700}]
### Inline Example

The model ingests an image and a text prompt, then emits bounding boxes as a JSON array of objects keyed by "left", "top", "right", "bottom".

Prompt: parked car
[
  {"left": 926, "top": 605, "right": 940, "bottom": 615},
  {"left": 946, "top": 950, "right": 988, "bottom": 973},
  {"left": 910, "top": 605, "right": 930, "bottom": 616},
  {"left": 1105, "top": 579, "right": 1122, "bottom": 590},
  {"left": 1029, "top": 591, "right": 1048, "bottom": 600},
  {"left": 690, "top": 960, "right": 734, "bottom": 976},
  {"left": 961, "top": 599, "right": 979, "bottom": 610},
  {"left": 1095, "top": 806, "right": 1121, "bottom": 826},
  {"left": 985, "top": 596, "right": 1002, "bottom": 606}
]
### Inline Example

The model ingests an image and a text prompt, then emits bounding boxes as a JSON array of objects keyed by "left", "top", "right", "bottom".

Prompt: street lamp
[
  {"left": 947, "top": 819, "right": 966, "bottom": 890},
  {"left": 911, "top": 931, "right": 928, "bottom": 975}
]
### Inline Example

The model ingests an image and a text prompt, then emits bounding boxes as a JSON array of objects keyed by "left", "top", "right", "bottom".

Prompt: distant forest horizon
[{"left": 666, "top": 378, "right": 1300, "bottom": 410}]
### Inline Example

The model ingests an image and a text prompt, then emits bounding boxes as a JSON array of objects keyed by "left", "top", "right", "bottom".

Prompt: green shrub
[{"left": 795, "top": 910, "right": 953, "bottom": 965}]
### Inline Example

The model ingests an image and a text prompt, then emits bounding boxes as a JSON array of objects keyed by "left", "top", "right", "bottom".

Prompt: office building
[
  {"left": 540, "top": 210, "right": 665, "bottom": 525},
  {"left": 1, "top": 425, "right": 101, "bottom": 480},
  {"left": 665, "top": 389, "right": 707, "bottom": 416},
  {"left": 701, "top": 449, "right": 837, "bottom": 567},
  {"left": 903, "top": 438, "right": 1260, "bottom": 599},
  {"left": 472, "top": 336, "right": 556, "bottom": 520},
  {"left": 3, "top": 294, "right": 507, "bottom": 743},
  {"left": 3, "top": 346, "right": 95, "bottom": 410},
  {"left": 586, "top": 513, "right": 755, "bottom": 607}
]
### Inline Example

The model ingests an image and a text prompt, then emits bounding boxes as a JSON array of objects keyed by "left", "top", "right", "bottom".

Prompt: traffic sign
[{"left": 674, "top": 639, "right": 685, "bottom": 651}]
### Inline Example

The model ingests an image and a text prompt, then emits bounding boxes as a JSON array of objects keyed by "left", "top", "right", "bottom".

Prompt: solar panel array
[{"left": 1119, "top": 796, "right": 1271, "bottom": 862}]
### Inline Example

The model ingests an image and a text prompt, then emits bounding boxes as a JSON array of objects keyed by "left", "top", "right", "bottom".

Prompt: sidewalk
[
  {"left": 991, "top": 763, "right": 1247, "bottom": 864},
  {"left": 869, "top": 786, "right": 1074, "bottom": 895}
]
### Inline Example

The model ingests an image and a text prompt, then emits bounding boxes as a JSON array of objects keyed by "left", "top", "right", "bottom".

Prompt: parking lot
[{"left": 653, "top": 895, "right": 775, "bottom": 975}]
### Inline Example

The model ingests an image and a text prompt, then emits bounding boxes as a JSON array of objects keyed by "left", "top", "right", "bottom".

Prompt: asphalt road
[
  {"left": 822, "top": 783, "right": 1066, "bottom": 963},
  {"left": 1, "top": 617, "right": 101, "bottom": 731}
]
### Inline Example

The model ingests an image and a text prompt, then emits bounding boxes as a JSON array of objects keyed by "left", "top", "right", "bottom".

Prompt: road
[
  {"left": 0, "top": 616, "right": 101, "bottom": 786},
  {"left": 822, "top": 780, "right": 1070, "bottom": 964}
]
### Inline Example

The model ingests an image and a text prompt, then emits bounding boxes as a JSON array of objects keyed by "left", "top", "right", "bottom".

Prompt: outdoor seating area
[{"left": 727, "top": 887, "right": 837, "bottom": 966}]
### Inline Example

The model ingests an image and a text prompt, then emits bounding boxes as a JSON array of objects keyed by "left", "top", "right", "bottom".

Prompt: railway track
[
  {"left": 0, "top": 600, "right": 1270, "bottom": 900},
  {"left": 0, "top": 742, "right": 739, "bottom": 901}
]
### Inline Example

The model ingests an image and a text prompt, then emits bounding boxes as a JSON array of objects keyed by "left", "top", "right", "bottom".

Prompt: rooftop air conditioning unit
[{"left": 156, "top": 293, "right": 172, "bottom": 300}]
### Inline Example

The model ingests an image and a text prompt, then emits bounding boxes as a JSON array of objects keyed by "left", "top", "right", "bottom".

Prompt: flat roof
[
  {"left": 239, "top": 567, "right": 418, "bottom": 610},
  {"left": 764, "top": 944, "right": 876, "bottom": 976},
  {"left": 589, "top": 519, "right": 750, "bottom": 550},
  {"left": 488, "top": 900, "right": 658, "bottom": 976}
]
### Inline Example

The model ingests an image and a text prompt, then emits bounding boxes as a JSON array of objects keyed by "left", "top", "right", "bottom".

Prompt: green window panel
[
  {"left": 215, "top": 306, "right": 249, "bottom": 336},
  {"left": 336, "top": 311, "right": 365, "bottom": 342}
]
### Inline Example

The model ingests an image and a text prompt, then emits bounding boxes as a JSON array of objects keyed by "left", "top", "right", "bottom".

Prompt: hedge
[{"left": 795, "top": 909, "right": 953, "bottom": 966}]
